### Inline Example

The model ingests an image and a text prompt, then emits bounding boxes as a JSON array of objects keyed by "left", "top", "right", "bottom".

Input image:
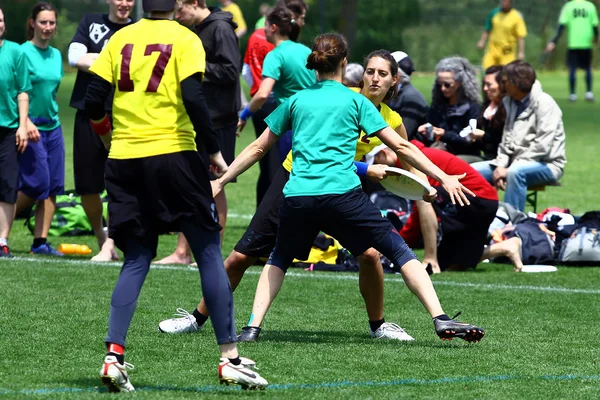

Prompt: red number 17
[{"left": 118, "top": 43, "right": 173, "bottom": 93}]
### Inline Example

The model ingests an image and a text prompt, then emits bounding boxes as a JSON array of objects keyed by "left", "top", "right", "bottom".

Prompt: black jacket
[
  {"left": 194, "top": 9, "right": 241, "bottom": 127},
  {"left": 387, "top": 82, "right": 428, "bottom": 141},
  {"left": 477, "top": 103, "right": 506, "bottom": 160},
  {"left": 425, "top": 102, "right": 482, "bottom": 156}
]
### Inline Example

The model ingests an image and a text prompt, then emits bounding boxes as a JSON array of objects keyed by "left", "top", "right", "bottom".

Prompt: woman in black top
[{"left": 474, "top": 65, "right": 506, "bottom": 160}]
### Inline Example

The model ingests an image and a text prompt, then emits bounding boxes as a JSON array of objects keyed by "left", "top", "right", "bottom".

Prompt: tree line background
[{"left": 3, "top": 0, "right": 600, "bottom": 71}]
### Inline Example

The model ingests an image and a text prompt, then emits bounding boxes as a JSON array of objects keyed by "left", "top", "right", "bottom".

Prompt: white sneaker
[
  {"left": 158, "top": 308, "right": 201, "bottom": 334},
  {"left": 99, "top": 355, "right": 135, "bottom": 392},
  {"left": 569, "top": 94, "right": 577, "bottom": 102},
  {"left": 370, "top": 322, "right": 415, "bottom": 341},
  {"left": 586, "top": 91, "right": 595, "bottom": 102},
  {"left": 219, "top": 357, "right": 268, "bottom": 390}
]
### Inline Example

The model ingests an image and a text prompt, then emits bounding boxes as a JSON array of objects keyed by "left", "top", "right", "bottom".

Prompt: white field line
[{"left": 1, "top": 257, "right": 600, "bottom": 295}]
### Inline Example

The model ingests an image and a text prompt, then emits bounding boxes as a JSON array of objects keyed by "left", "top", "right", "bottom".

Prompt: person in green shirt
[
  {"left": 15, "top": 2, "right": 65, "bottom": 256},
  {"left": 0, "top": 7, "right": 32, "bottom": 258},
  {"left": 546, "top": 0, "right": 599, "bottom": 101},
  {"left": 213, "top": 33, "right": 486, "bottom": 343}
]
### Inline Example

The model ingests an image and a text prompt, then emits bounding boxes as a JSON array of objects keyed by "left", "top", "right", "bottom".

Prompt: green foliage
[{"left": 52, "top": 8, "right": 78, "bottom": 61}]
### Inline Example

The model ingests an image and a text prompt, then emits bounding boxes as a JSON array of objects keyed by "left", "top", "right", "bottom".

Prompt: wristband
[
  {"left": 354, "top": 161, "right": 369, "bottom": 177},
  {"left": 90, "top": 115, "right": 112, "bottom": 136},
  {"left": 239, "top": 106, "right": 254, "bottom": 122}
]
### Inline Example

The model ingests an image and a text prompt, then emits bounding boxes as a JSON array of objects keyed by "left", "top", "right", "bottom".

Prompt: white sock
[{"left": 0, "top": 238, "right": 7, "bottom": 246}]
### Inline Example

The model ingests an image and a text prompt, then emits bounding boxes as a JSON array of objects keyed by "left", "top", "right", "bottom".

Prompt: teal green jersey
[
  {"left": 0, "top": 40, "right": 32, "bottom": 129},
  {"left": 266, "top": 80, "right": 388, "bottom": 197},
  {"left": 261, "top": 40, "right": 316, "bottom": 104},
  {"left": 559, "top": 0, "right": 599, "bottom": 49},
  {"left": 21, "top": 42, "right": 63, "bottom": 130}
]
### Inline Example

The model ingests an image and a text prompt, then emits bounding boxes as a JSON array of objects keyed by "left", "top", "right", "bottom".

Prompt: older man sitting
[{"left": 472, "top": 61, "right": 566, "bottom": 211}]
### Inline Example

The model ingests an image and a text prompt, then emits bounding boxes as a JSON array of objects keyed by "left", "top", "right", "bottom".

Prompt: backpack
[
  {"left": 369, "top": 190, "right": 411, "bottom": 230},
  {"left": 26, "top": 192, "right": 108, "bottom": 237},
  {"left": 558, "top": 211, "right": 600, "bottom": 266}
]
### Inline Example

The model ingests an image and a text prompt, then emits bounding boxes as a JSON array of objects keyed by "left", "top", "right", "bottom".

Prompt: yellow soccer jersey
[
  {"left": 221, "top": 3, "right": 247, "bottom": 35},
  {"left": 281, "top": 88, "right": 403, "bottom": 172},
  {"left": 89, "top": 19, "right": 206, "bottom": 160},
  {"left": 486, "top": 8, "right": 527, "bottom": 57}
]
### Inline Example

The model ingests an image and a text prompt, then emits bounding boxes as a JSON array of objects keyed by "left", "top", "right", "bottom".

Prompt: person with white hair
[
  {"left": 387, "top": 51, "right": 427, "bottom": 140},
  {"left": 342, "top": 63, "right": 364, "bottom": 87},
  {"left": 417, "top": 56, "right": 482, "bottom": 163}
]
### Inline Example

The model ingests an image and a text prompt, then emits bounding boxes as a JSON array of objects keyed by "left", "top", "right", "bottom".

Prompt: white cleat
[
  {"left": 370, "top": 322, "right": 415, "bottom": 341},
  {"left": 158, "top": 308, "right": 201, "bottom": 334},
  {"left": 586, "top": 91, "right": 595, "bottom": 102},
  {"left": 218, "top": 357, "right": 268, "bottom": 390},
  {"left": 99, "top": 355, "right": 135, "bottom": 392},
  {"left": 569, "top": 94, "right": 577, "bottom": 102}
]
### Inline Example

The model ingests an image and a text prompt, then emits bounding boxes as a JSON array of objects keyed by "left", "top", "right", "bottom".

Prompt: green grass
[{"left": 2, "top": 72, "right": 600, "bottom": 398}]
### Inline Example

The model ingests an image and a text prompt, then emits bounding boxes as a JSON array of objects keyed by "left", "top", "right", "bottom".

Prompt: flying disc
[
  {"left": 380, "top": 167, "right": 432, "bottom": 200},
  {"left": 521, "top": 265, "right": 558, "bottom": 273}
]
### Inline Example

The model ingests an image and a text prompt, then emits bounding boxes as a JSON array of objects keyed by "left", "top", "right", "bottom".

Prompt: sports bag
[
  {"left": 26, "top": 192, "right": 108, "bottom": 237},
  {"left": 558, "top": 227, "right": 600, "bottom": 266}
]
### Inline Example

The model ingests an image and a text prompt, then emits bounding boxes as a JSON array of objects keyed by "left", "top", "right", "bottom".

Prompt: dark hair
[
  {"left": 277, "top": 0, "right": 307, "bottom": 12},
  {"left": 181, "top": 0, "right": 207, "bottom": 7},
  {"left": 27, "top": 2, "right": 57, "bottom": 40},
  {"left": 306, "top": 33, "right": 348, "bottom": 73},
  {"left": 503, "top": 60, "right": 536, "bottom": 93},
  {"left": 266, "top": 6, "right": 300, "bottom": 42},
  {"left": 359, "top": 49, "right": 399, "bottom": 102},
  {"left": 481, "top": 65, "right": 506, "bottom": 129}
]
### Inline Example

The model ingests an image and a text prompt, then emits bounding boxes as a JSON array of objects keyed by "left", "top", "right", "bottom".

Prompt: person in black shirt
[
  {"left": 67, "top": 0, "right": 134, "bottom": 262},
  {"left": 156, "top": 0, "right": 241, "bottom": 265}
]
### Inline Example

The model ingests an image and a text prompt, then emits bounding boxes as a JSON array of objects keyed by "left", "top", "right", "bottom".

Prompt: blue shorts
[
  {"left": 268, "top": 189, "right": 417, "bottom": 272},
  {"left": 19, "top": 125, "right": 65, "bottom": 200}
]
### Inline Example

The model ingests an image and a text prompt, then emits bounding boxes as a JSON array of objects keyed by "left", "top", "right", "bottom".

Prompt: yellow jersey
[
  {"left": 486, "top": 8, "right": 527, "bottom": 56},
  {"left": 281, "top": 88, "right": 402, "bottom": 172},
  {"left": 89, "top": 19, "right": 206, "bottom": 160},
  {"left": 221, "top": 3, "right": 247, "bottom": 36}
]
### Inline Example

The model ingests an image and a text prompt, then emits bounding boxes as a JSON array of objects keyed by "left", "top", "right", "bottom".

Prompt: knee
[
  {"left": 505, "top": 166, "right": 524, "bottom": 185},
  {"left": 357, "top": 248, "right": 380, "bottom": 269},
  {"left": 225, "top": 251, "right": 253, "bottom": 273}
]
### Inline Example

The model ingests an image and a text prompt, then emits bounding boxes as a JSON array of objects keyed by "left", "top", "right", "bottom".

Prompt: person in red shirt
[
  {"left": 374, "top": 140, "right": 498, "bottom": 272},
  {"left": 241, "top": 27, "right": 277, "bottom": 205}
]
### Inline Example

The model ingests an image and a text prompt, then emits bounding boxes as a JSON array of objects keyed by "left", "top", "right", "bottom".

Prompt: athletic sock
[
  {"left": 33, "top": 238, "right": 47, "bottom": 248},
  {"left": 192, "top": 309, "right": 208, "bottom": 326},
  {"left": 433, "top": 314, "right": 451, "bottom": 321},
  {"left": 107, "top": 352, "right": 125, "bottom": 365},
  {"left": 0, "top": 238, "right": 7, "bottom": 247},
  {"left": 369, "top": 318, "right": 385, "bottom": 332},
  {"left": 228, "top": 357, "right": 242, "bottom": 366}
]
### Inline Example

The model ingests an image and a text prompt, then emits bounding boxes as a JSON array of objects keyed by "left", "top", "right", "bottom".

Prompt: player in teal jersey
[
  {"left": 546, "top": 0, "right": 599, "bottom": 101},
  {"left": 0, "top": 7, "right": 32, "bottom": 258},
  {"left": 15, "top": 2, "right": 65, "bottom": 257}
]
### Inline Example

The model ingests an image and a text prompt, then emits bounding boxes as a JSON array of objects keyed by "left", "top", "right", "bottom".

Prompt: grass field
[{"left": 1, "top": 72, "right": 600, "bottom": 398}]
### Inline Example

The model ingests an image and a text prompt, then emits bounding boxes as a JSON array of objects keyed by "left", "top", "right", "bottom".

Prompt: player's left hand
[
  {"left": 209, "top": 151, "right": 228, "bottom": 178},
  {"left": 422, "top": 187, "right": 437, "bottom": 203},
  {"left": 99, "top": 132, "right": 112, "bottom": 152},
  {"left": 423, "top": 258, "right": 441, "bottom": 274},
  {"left": 366, "top": 164, "right": 389, "bottom": 182},
  {"left": 26, "top": 119, "right": 40, "bottom": 142},
  {"left": 236, "top": 118, "right": 247, "bottom": 136},
  {"left": 15, "top": 126, "right": 28, "bottom": 153},
  {"left": 441, "top": 173, "right": 475, "bottom": 206},
  {"left": 518, "top": 50, "right": 525, "bottom": 60},
  {"left": 545, "top": 42, "right": 556, "bottom": 53}
]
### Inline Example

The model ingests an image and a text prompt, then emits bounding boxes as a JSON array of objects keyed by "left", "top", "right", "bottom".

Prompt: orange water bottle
[{"left": 58, "top": 244, "right": 92, "bottom": 255}]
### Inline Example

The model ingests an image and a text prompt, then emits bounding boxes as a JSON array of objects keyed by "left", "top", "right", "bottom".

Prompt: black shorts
[
  {"left": 105, "top": 151, "right": 220, "bottom": 257},
  {"left": 567, "top": 49, "right": 592, "bottom": 70},
  {"left": 0, "top": 128, "right": 19, "bottom": 203},
  {"left": 209, "top": 121, "right": 237, "bottom": 182},
  {"left": 234, "top": 165, "right": 289, "bottom": 257},
  {"left": 269, "top": 189, "right": 416, "bottom": 269},
  {"left": 73, "top": 109, "right": 109, "bottom": 195},
  {"left": 432, "top": 186, "right": 498, "bottom": 270}
]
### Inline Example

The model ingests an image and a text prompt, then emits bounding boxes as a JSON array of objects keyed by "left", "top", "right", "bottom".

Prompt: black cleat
[
  {"left": 237, "top": 326, "right": 261, "bottom": 342},
  {"left": 434, "top": 313, "right": 485, "bottom": 342}
]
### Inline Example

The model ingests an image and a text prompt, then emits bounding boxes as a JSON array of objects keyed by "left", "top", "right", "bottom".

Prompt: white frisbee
[
  {"left": 521, "top": 265, "right": 558, "bottom": 273},
  {"left": 380, "top": 167, "right": 433, "bottom": 200}
]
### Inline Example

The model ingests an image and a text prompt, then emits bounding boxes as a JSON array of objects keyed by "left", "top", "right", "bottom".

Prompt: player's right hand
[
  {"left": 209, "top": 151, "right": 228, "bottom": 178},
  {"left": 366, "top": 164, "right": 388, "bottom": 182},
  {"left": 422, "top": 187, "right": 437, "bottom": 203},
  {"left": 15, "top": 126, "right": 28, "bottom": 153},
  {"left": 545, "top": 42, "right": 556, "bottom": 53},
  {"left": 211, "top": 179, "right": 223, "bottom": 198},
  {"left": 26, "top": 119, "right": 41, "bottom": 142},
  {"left": 477, "top": 40, "right": 485, "bottom": 50}
]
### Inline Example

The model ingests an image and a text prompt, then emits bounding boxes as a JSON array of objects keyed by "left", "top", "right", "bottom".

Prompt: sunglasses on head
[{"left": 436, "top": 81, "right": 454, "bottom": 89}]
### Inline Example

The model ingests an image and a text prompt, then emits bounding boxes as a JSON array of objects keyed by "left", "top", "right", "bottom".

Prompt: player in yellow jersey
[
  {"left": 84, "top": 0, "right": 268, "bottom": 392},
  {"left": 158, "top": 50, "right": 469, "bottom": 344},
  {"left": 477, "top": 0, "right": 527, "bottom": 69}
]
